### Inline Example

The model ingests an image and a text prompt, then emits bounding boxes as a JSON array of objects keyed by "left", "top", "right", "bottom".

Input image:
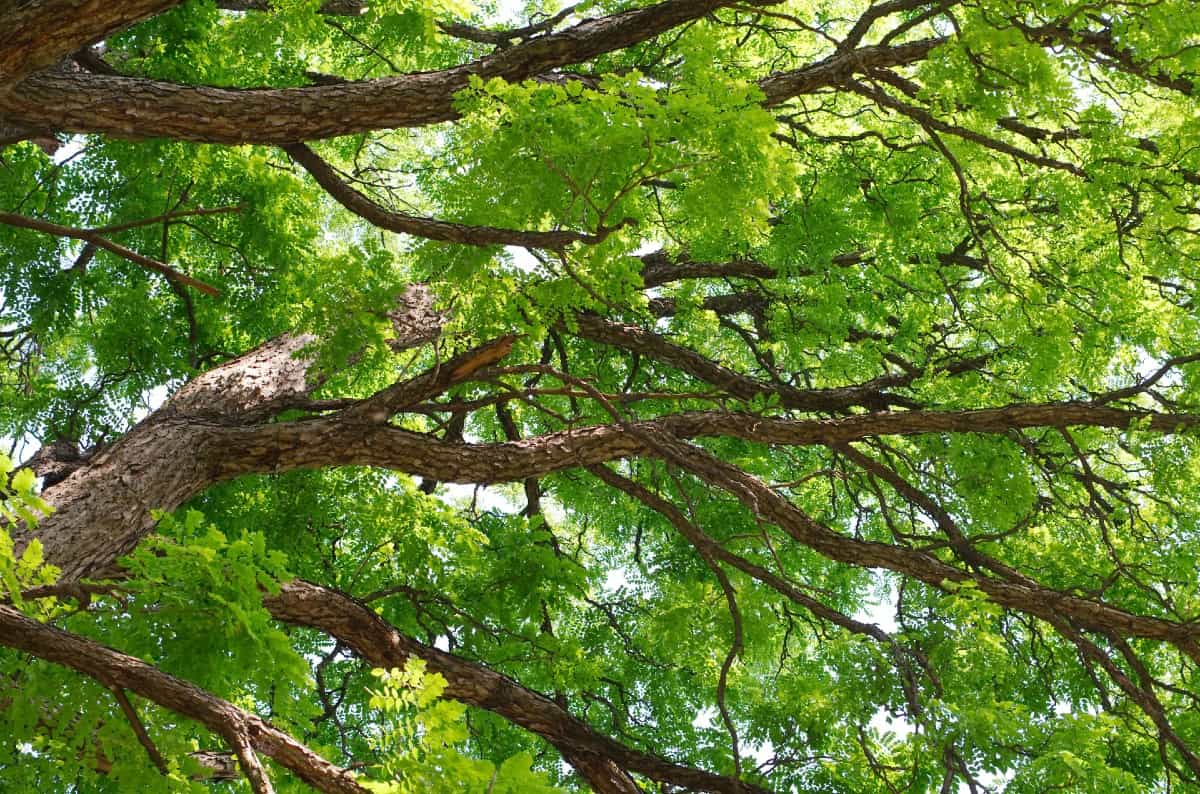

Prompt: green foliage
[
  {"left": 0, "top": 453, "right": 57, "bottom": 611},
  {"left": 7, "top": 0, "right": 1200, "bottom": 790},
  {"left": 364, "top": 660, "right": 562, "bottom": 794}
]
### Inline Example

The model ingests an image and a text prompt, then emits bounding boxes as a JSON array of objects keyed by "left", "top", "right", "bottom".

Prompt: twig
[
  {"left": 0, "top": 211, "right": 220, "bottom": 296},
  {"left": 109, "top": 687, "right": 169, "bottom": 775}
]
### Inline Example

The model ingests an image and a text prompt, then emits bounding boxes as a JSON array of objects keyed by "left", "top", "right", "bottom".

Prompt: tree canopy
[{"left": 3, "top": 0, "right": 1200, "bottom": 791}]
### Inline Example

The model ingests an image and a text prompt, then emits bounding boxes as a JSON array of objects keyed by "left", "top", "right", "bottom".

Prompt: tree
[{"left": 1, "top": 0, "right": 1200, "bottom": 790}]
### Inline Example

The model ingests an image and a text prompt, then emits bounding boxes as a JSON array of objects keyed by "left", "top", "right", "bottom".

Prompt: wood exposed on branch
[{"left": 344, "top": 335, "right": 517, "bottom": 422}]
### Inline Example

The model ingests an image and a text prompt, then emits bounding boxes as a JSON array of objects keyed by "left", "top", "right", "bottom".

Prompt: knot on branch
[{"left": 386, "top": 284, "right": 446, "bottom": 352}]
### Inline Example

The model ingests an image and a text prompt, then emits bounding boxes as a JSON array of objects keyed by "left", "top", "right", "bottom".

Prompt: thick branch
[
  {"left": 638, "top": 251, "right": 779, "bottom": 287},
  {"left": 0, "top": 0, "right": 781, "bottom": 143},
  {"left": 759, "top": 37, "right": 944, "bottom": 106},
  {"left": 0, "top": 0, "right": 181, "bottom": 88},
  {"left": 214, "top": 0, "right": 365, "bottom": 14},
  {"left": 0, "top": 604, "right": 368, "bottom": 794},
  {"left": 265, "top": 579, "right": 770, "bottom": 794}
]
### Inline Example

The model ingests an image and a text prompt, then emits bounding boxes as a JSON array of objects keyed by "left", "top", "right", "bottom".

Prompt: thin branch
[
  {"left": 109, "top": 687, "right": 169, "bottom": 775},
  {"left": 0, "top": 211, "right": 220, "bottom": 296},
  {"left": 284, "top": 143, "right": 633, "bottom": 249},
  {"left": 0, "top": 604, "right": 367, "bottom": 794}
]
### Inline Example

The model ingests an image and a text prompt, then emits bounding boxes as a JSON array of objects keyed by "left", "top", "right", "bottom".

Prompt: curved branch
[
  {"left": 0, "top": 211, "right": 220, "bottom": 296},
  {"left": 0, "top": 0, "right": 781, "bottom": 143},
  {"left": 265, "top": 579, "right": 772, "bottom": 794},
  {"left": 284, "top": 144, "right": 628, "bottom": 249},
  {"left": 0, "top": 604, "right": 368, "bottom": 794},
  {"left": 759, "top": 37, "right": 944, "bottom": 106},
  {"left": 569, "top": 312, "right": 916, "bottom": 411},
  {"left": 635, "top": 429, "right": 1200, "bottom": 661}
]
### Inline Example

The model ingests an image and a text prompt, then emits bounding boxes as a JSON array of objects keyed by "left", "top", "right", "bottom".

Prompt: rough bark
[
  {"left": 758, "top": 37, "right": 943, "bottom": 106},
  {"left": 23, "top": 326, "right": 1200, "bottom": 586},
  {"left": 0, "top": 0, "right": 781, "bottom": 143},
  {"left": 0, "top": 603, "right": 367, "bottom": 794},
  {"left": 18, "top": 327, "right": 1200, "bottom": 788},
  {"left": 267, "top": 580, "right": 769, "bottom": 794},
  {"left": 12, "top": 335, "right": 318, "bottom": 582},
  {"left": 0, "top": 0, "right": 182, "bottom": 88}
]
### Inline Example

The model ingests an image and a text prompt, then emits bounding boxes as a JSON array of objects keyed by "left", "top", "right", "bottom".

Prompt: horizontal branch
[
  {"left": 216, "top": 405, "right": 1200, "bottom": 494},
  {"left": 0, "top": 0, "right": 781, "bottom": 143},
  {"left": 638, "top": 250, "right": 779, "bottom": 287},
  {"left": 214, "top": 0, "right": 365, "bottom": 14}
]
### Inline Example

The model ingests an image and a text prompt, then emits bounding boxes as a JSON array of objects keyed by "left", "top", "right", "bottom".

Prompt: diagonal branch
[
  {"left": 0, "top": 604, "right": 369, "bottom": 794},
  {"left": 284, "top": 143, "right": 630, "bottom": 249},
  {"left": 759, "top": 37, "right": 944, "bottom": 106},
  {"left": 1, "top": 0, "right": 181, "bottom": 88},
  {"left": 0, "top": 211, "right": 220, "bottom": 296},
  {"left": 569, "top": 312, "right": 916, "bottom": 411},
  {"left": 109, "top": 686, "right": 169, "bottom": 775},
  {"left": 265, "top": 579, "right": 773, "bottom": 794},
  {"left": 628, "top": 428, "right": 1200, "bottom": 661}
]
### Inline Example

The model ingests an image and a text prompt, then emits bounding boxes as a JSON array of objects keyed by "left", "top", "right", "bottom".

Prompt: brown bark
[
  {"left": 0, "top": 0, "right": 181, "bottom": 88},
  {"left": 0, "top": 603, "right": 367, "bottom": 794},
  {"left": 17, "top": 326, "right": 1200, "bottom": 788},
  {"left": 24, "top": 325, "right": 1200, "bottom": 586},
  {"left": 266, "top": 580, "right": 769, "bottom": 794},
  {"left": 638, "top": 251, "right": 778, "bottom": 287},
  {"left": 284, "top": 143, "right": 631, "bottom": 249},
  {"left": 15, "top": 334, "right": 319, "bottom": 582},
  {"left": 0, "top": 0, "right": 781, "bottom": 143},
  {"left": 0, "top": 211, "right": 220, "bottom": 296},
  {"left": 0, "top": 7, "right": 947, "bottom": 147},
  {"left": 758, "top": 37, "right": 944, "bottom": 106},
  {"left": 569, "top": 312, "right": 911, "bottom": 411}
]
